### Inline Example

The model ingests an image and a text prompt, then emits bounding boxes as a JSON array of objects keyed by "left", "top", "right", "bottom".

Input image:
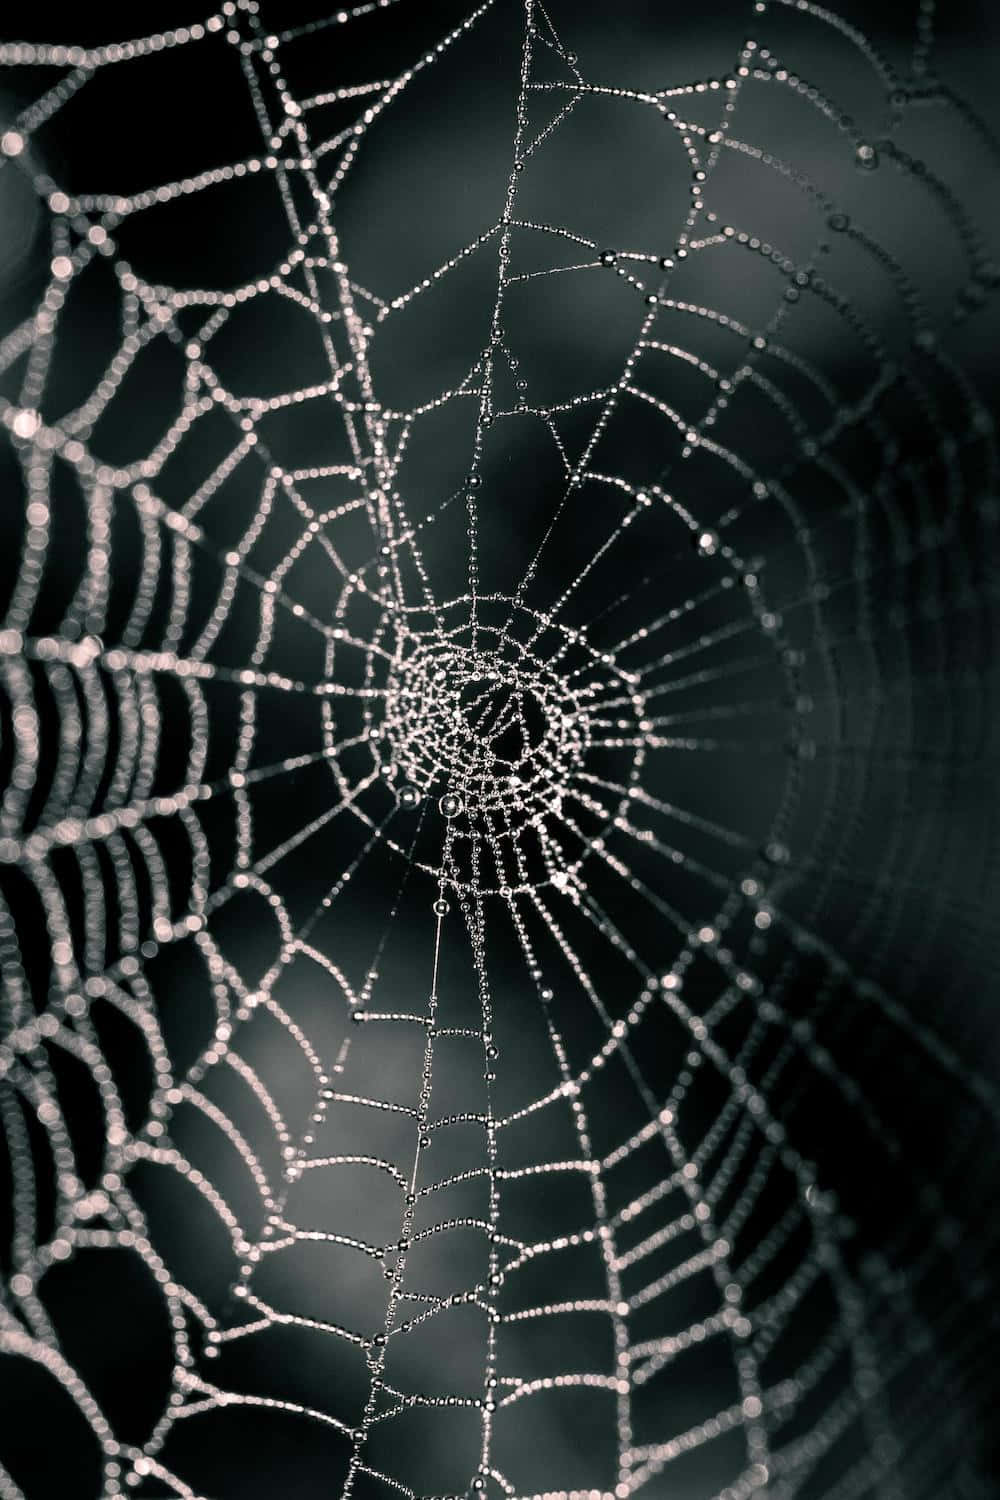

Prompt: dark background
[{"left": 1, "top": 3, "right": 999, "bottom": 1498}]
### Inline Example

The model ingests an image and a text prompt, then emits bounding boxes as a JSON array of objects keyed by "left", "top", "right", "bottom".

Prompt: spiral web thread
[{"left": 1, "top": 2, "right": 999, "bottom": 1499}]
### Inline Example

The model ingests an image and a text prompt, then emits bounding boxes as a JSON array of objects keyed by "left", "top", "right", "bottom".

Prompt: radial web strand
[{"left": 0, "top": 3, "right": 999, "bottom": 1500}]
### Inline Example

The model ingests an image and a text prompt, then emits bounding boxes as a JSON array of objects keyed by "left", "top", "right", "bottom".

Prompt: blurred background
[{"left": 1, "top": 2, "right": 999, "bottom": 1498}]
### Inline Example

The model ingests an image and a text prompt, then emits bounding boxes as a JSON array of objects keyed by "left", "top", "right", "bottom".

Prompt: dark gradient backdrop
[{"left": 1, "top": 4, "right": 999, "bottom": 1500}]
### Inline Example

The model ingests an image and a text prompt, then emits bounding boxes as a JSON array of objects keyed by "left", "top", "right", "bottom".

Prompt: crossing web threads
[{"left": 1, "top": 3, "right": 999, "bottom": 1499}]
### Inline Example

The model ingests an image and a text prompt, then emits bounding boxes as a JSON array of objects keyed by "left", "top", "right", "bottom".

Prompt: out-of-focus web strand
[{"left": 0, "top": 3, "right": 998, "bottom": 1500}]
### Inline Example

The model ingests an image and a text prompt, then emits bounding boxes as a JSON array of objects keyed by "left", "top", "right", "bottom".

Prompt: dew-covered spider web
[{"left": 1, "top": 1, "right": 1000, "bottom": 1498}]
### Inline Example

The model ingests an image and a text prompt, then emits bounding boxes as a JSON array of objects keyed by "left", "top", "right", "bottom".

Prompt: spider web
[{"left": 1, "top": 2, "right": 999, "bottom": 1498}]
